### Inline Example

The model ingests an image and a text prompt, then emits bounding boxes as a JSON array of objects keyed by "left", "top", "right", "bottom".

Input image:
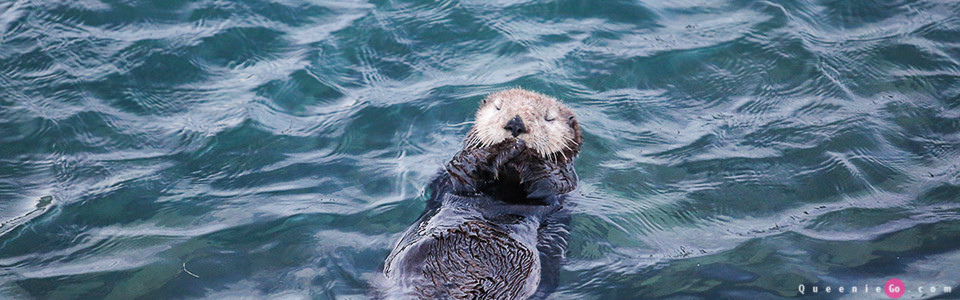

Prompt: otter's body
[{"left": 383, "top": 89, "right": 580, "bottom": 299}]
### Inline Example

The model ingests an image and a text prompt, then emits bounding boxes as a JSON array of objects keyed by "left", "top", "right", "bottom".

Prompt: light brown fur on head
[{"left": 466, "top": 88, "right": 581, "bottom": 162}]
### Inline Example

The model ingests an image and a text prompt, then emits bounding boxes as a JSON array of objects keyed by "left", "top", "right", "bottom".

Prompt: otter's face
[{"left": 467, "top": 89, "right": 581, "bottom": 161}]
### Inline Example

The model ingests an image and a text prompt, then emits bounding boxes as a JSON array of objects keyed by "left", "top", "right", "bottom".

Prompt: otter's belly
[{"left": 384, "top": 208, "right": 542, "bottom": 300}]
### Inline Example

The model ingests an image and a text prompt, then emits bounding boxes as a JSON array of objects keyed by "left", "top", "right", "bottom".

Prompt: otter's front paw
[
  {"left": 488, "top": 139, "right": 526, "bottom": 179},
  {"left": 513, "top": 138, "right": 527, "bottom": 154}
]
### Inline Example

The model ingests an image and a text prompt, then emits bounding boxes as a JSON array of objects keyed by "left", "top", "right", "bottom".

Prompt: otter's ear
[{"left": 567, "top": 115, "right": 576, "bottom": 127}]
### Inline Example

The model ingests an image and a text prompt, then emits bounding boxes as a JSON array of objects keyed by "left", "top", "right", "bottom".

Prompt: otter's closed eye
[
  {"left": 545, "top": 110, "right": 556, "bottom": 121},
  {"left": 494, "top": 99, "right": 502, "bottom": 110}
]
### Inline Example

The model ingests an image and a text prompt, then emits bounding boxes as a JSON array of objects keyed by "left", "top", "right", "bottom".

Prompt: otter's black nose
[{"left": 504, "top": 115, "right": 526, "bottom": 137}]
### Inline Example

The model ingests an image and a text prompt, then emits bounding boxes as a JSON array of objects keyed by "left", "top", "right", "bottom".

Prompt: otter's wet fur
[{"left": 382, "top": 89, "right": 581, "bottom": 299}]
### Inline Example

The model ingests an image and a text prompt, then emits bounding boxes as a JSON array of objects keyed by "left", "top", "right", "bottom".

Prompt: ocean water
[{"left": 2, "top": 0, "right": 960, "bottom": 299}]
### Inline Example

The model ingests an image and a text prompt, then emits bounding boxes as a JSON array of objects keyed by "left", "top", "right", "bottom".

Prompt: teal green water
[{"left": 2, "top": 0, "right": 960, "bottom": 299}]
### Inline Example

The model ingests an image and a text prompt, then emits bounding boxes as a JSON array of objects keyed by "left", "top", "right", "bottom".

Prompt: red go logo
[{"left": 885, "top": 278, "right": 905, "bottom": 299}]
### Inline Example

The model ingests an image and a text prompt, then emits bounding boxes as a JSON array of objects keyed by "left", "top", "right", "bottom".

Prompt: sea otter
[{"left": 382, "top": 89, "right": 581, "bottom": 299}]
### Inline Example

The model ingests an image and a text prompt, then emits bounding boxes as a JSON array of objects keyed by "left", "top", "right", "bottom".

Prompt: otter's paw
[{"left": 489, "top": 139, "right": 526, "bottom": 177}]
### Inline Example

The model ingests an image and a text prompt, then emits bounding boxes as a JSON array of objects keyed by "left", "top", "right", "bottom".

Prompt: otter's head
[{"left": 466, "top": 88, "right": 581, "bottom": 162}]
